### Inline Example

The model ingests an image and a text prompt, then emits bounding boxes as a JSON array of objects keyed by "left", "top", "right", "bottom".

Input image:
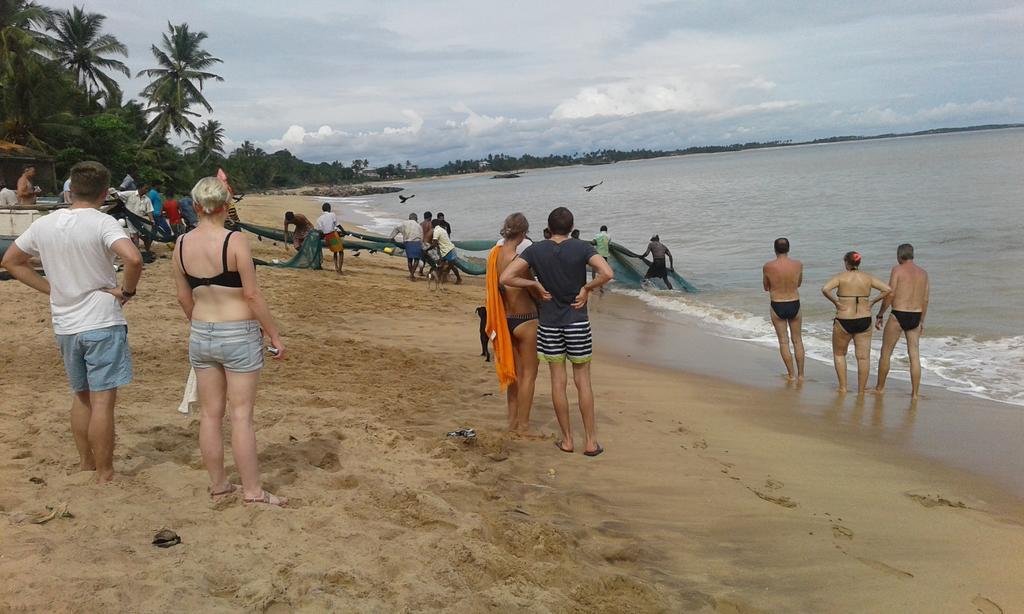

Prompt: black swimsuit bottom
[
  {"left": 507, "top": 313, "right": 538, "bottom": 334},
  {"left": 836, "top": 317, "right": 872, "bottom": 335},
  {"left": 770, "top": 300, "right": 800, "bottom": 321},
  {"left": 891, "top": 310, "right": 922, "bottom": 331}
]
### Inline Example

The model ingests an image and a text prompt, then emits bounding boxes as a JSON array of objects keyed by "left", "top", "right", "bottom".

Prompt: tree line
[{"left": 0, "top": 2, "right": 399, "bottom": 194}]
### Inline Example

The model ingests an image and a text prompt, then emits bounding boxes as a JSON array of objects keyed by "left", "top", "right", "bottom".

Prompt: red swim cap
[{"left": 852, "top": 252, "right": 862, "bottom": 263}]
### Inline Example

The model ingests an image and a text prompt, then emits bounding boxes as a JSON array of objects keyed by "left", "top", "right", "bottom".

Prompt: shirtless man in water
[
  {"left": 762, "top": 237, "right": 805, "bottom": 380},
  {"left": 875, "top": 243, "right": 929, "bottom": 399}
]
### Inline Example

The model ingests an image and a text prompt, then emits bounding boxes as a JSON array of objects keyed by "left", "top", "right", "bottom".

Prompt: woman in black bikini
[
  {"left": 172, "top": 177, "right": 287, "bottom": 507},
  {"left": 495, "top": 213, "right": 540, "bottom": 435},
  {"left": 821, "top": 251, "right": 891, "bottom": 394}
]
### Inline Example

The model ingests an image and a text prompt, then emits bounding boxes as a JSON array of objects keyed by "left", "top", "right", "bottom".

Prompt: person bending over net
[
  {"left": 640, "top": 235, "right": 674, "bottom": 289},
  {"left": 283, "top": 211, "right": 313, "bottom": 251}
]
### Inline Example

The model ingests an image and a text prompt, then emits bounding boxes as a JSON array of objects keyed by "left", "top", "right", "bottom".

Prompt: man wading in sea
[
  {"left": 763, "top": 237, "right": 805, "bottom": 381},
  {"left": 500, "top": 206, "right": 614, "bottom": 456},
  {"left": 641, "top": 235, "right": 674, "bottom": 289},
  {"left": 2, "top": 161, "right": 143, "bottom": 482},
  {"left": 874, "top": 243, "right": 930, "bottom": 399}
]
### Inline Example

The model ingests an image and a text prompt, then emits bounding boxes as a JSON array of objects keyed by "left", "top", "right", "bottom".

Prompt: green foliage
[{"left": 45, "top": 5, "right": 129, "bottom": 101}]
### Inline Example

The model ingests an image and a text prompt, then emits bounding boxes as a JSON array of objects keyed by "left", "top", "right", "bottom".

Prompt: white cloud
[
  {"left": 266, "top": 110, "right": 424, "bottom": 151},
  {"left": 833, "top": 97, "right": 1019, "bottom": 127},
  {"left": 551, "top": 72, "right": 797, "bottom": 121}
]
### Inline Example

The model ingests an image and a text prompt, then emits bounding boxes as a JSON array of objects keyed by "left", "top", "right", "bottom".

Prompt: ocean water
[{"left": 350, "top": 129, "right": 1024, "bottom": 406}]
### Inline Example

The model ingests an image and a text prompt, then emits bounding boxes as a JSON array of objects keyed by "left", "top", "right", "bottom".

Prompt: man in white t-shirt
[
  {"left": 429, "top": 223, "right": 462, "bottom": 284},
  {"left": 114, "top": 185, "right": 155, "bottom": 253},
  {"left": 2, "top": 161, "right": 143, "bottom": 483},
  {"left": 390, "top": 213, "right": 423, "bottom": 281},
  {"left": 315, "top": 202, "right": 346, "bottom": 275}
]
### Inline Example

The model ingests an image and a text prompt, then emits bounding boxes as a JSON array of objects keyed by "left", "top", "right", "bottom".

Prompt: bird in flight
[
  {"left": 399, "top": 194, "right": 416, "bottom": 203},
  {"left": 583, "top": 181, "right": 603, "bottom": 192}
]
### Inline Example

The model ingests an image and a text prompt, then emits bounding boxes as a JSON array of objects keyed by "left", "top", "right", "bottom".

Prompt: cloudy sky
[{"left": 49, "top": 0, "right": 1023, "bottom": 166}]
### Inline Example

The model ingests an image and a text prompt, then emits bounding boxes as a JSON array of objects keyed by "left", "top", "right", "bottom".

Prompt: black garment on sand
[
  {"left": 520, "top": 238, "right": 598, "bottom": 327},
  {"left": 770, "top": 300, "right": 800, "bottom": 320},
  {"left": 836, "top": 317, "right": 872, "bottom": 334},
  {"left": 891, "top": 310, "right": 922, "bottom": 331}
]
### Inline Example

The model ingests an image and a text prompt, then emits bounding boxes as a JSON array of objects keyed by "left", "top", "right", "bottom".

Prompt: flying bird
[
  {"left": 399, "top": 194, "right": 416, "bottom": 203},
  {"left": 583, "top": 181, "right": 603, "bottom": 192}
]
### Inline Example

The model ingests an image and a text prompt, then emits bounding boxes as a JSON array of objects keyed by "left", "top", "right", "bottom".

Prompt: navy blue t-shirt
[{"left": 520, "top": 238, "right": 597, "bottom": 327}]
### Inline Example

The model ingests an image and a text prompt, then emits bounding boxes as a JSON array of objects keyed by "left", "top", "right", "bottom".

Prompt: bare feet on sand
[{"left": 512, "top": 428, "right": 546, "bottom": 440}]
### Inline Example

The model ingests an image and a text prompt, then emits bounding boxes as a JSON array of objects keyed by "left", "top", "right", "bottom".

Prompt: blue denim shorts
[
  {"left": 56, "top": 325, "right": 133, "bottom": 392},
  {"left": 189, "top": 320, "right": 264, "bottom": 373}
]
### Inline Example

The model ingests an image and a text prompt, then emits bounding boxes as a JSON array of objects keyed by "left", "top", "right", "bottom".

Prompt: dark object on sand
[
  {"left": 399, "top": 194, "right": 416, "bottom": 203},
  {"left": 583, "top": 181, "right": 603, "bottom": 192},
  {"left": 447, "top": 428, "right": 476, "bottom": 439},
  {"left": 152, "top": 529, "right": 181, "bottom": 548},
  {"left": 492, "top": 173, "right": 520, "bottom": 179},
  {"left": 475, "top": 306, "right": 491, "bottom": 362}
]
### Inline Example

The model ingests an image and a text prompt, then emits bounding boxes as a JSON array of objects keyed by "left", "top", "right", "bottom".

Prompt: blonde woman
[
  {"left": 821, "top": 251, "right": 890, "bottom": 395},
  {"left": 495, "top": 213, "right": 540, "bottom": 434},
  {"left": 172, "top": 177, "right": 287, "bottom": 506}
]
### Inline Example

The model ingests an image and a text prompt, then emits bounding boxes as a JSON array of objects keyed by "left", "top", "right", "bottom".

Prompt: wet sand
[{"left": 0, "top": 194, "right": 1021, "bottom": 612}]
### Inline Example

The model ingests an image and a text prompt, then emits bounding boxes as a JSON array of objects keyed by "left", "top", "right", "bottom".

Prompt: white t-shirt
[
  {"left": 390, "top": 219, "right": 422, "bottom": 242},
  {"left": 62, "top": 178, "right": 72, "bottom": 204},
  {"left": 117, "top": 191, "right": 153, "bottom": 235},
  {"left": 432, "top": 225, "right": 455, "bottom": 256},
  {"left": 15, "top": 208, "right": 130, "bottom": 335},
  {"left": 315, "top": 211, "right": 339, "bottom": 234},
  {"left": 0, "top": 187, "right": 17, "bottom": 207}
]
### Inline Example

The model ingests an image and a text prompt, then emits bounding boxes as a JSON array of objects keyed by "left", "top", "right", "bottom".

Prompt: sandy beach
[{"left": 1, "top": 194, "right": 1022, "bottom": 613}]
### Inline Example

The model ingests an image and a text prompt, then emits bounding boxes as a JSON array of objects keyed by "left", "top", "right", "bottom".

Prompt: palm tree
[
  {"left": 137, "top": 22, "right": 222, "bottom": 145},
  {"left": 0, "top": 0, "right": 61, "bottom": 146},
  {"left": 185, "top": 119, "right": 225, "bottom": 165},
  {"left": 45, "top": 6, "right": 129, "bottom": 101}
]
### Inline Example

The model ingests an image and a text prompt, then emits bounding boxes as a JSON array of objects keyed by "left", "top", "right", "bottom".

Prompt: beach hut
[{"left": 0, "top": 142, "right": 56, "bottom": 193}]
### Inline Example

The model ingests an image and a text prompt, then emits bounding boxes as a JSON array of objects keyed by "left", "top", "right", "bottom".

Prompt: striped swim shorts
[{"left": 537, "top": 321, "right": 593, "bottom": 364}]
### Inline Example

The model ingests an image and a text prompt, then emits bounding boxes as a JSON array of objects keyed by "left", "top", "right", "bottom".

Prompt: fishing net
[
  {"left": 230, "top": 220, "right": 693, "bottom": 289},
  {"left": 260, "top": 232, "right": 322, "bottom": 270},
  {"left": 121, "top": 207, "right": 182, "bottom": 244}
]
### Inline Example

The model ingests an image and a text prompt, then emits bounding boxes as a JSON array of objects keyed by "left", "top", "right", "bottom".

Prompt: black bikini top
[
  {"left": 180, "top": 231, "right": 243, "bottom": 289},
  {"left": 837, "top": 293, "right": 869, "bottom": 304}
]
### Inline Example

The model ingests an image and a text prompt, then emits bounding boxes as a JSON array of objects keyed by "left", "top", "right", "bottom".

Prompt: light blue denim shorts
[
  {"left": 56, "top": 325, "right": 133, "bottom": 392},
  {"left": 189, "top": 320, "right": 264, "bottom": 373}
]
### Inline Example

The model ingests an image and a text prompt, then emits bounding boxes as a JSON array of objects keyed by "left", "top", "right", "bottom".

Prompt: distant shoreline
[{"left": 413, "top": 122, "right": 1024, "bottom": 177}]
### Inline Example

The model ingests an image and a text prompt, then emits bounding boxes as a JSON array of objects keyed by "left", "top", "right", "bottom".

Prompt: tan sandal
[{"left": 243, "top": 490, "right": 287, "bottom": 507}]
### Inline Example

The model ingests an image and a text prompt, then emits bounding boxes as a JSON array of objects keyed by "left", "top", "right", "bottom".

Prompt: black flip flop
[
  {"left": 554, "top": 440, "right": 574, "bottom": 453},
  {"left": 583, "top": 445, "right": 604, "bottom": 457}
]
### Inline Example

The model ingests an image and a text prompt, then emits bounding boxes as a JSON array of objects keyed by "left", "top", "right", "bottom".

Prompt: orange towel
[{"left": 485, "top": 246, "right": 516, "bottom": 391}]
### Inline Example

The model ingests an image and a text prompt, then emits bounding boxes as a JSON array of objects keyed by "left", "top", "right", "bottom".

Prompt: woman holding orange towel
[{"left": 486, "top": 213, "right": 541, "bottom": 435}]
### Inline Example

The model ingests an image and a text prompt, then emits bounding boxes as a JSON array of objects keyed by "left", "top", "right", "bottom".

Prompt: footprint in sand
[
  {"left": 854, "top": 556, "right": 913, "bottom": 579},
  {"left": 831, "top": 524, "right": 854, "bottom": 540},
  {"left": 692, "top": 439, "right": 708, "bottom": 450},
  {"left": 972, "top": 595, "right": 1004, "bottom": 614},
  {"left": 905, "top": 491, "right": 969, "bottom": 509},
  {"left": 764, "top": 478, "right": 783, "bottom": 490},
  {"left": 747, "top": 487, "right": 797, "bottom": 508}
]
